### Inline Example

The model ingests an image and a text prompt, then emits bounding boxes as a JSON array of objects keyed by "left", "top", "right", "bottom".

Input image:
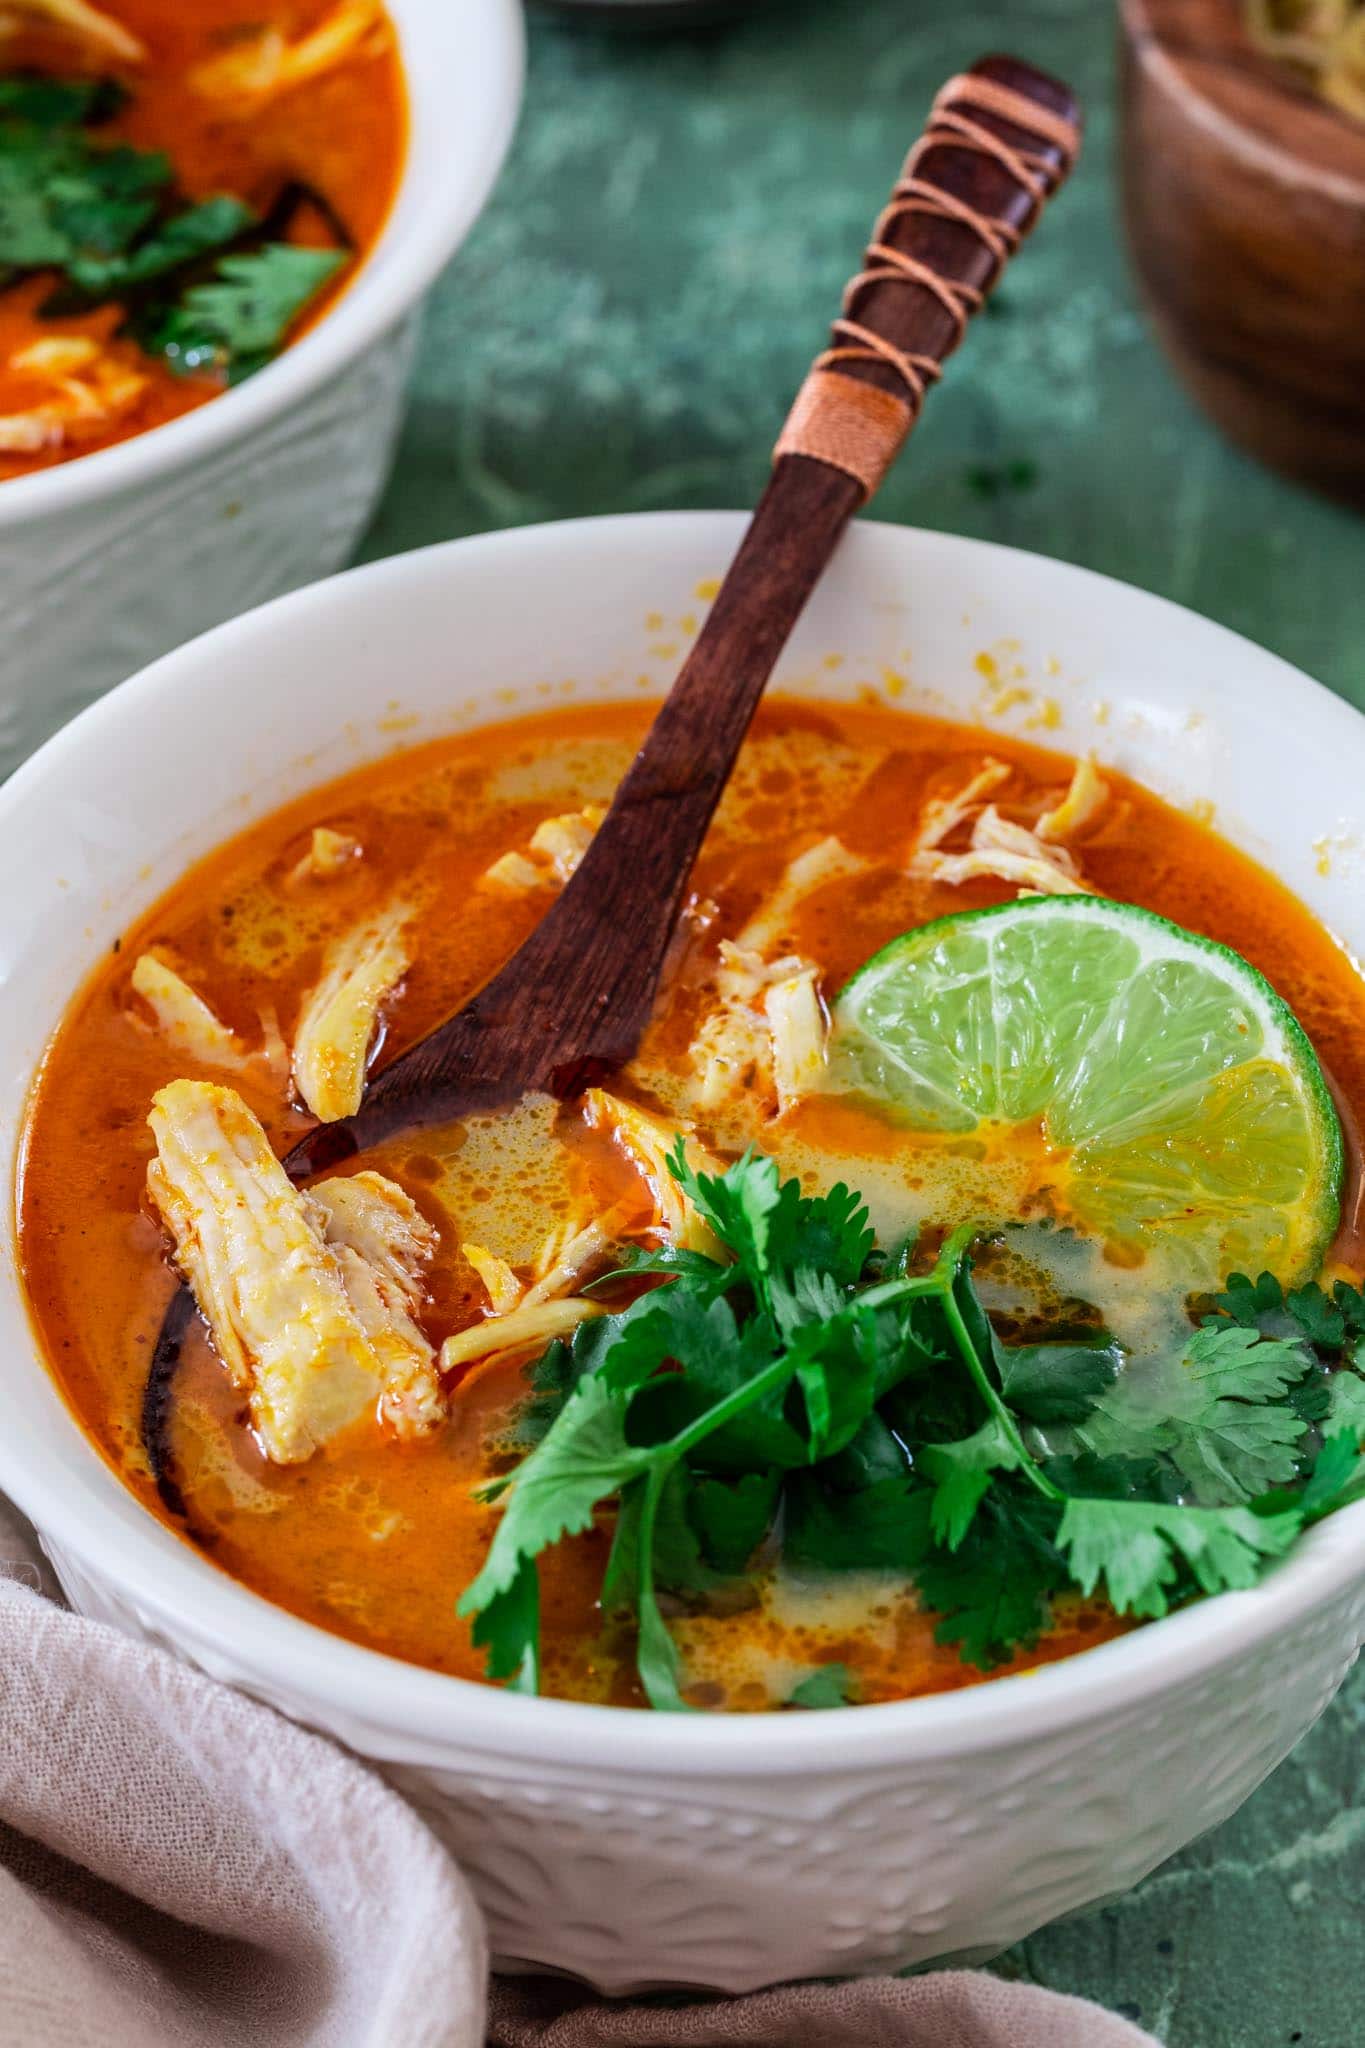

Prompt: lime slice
[{"left": 828, "top": 897, "right": 1342, "bottom": 1288}]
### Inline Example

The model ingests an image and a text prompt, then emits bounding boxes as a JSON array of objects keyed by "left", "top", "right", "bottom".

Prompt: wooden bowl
[{"left": 1119, "top": 0, "right": 1365, "bottom": 504}]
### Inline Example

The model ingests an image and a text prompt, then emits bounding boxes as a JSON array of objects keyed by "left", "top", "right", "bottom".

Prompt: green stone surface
[{"left": 362, "top": 3, "right": 1365, "bottom": 2039}]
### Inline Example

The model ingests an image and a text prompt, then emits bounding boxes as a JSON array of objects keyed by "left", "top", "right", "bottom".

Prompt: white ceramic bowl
[
  {"left": 0, "top": 0, "right": 523, "bottom": 778},
  {"left": 2, "top": 515, "right": 1363, "bottom": 1995}
]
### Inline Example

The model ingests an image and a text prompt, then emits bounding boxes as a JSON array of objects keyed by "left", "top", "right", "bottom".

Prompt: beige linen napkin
[{"left": 0, "top": 1500, "right": 1160, "bottom": 2048}]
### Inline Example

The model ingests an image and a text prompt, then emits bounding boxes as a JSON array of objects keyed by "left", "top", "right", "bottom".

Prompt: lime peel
[{"left": 829, "top": 896, "right": 1342, "bottom": 1288}]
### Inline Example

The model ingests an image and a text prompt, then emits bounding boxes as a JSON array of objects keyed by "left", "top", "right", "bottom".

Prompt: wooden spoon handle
[
  {"left": 471, "top": 66, "right": 1067, "bottom": 1015},
  {"left": 342, "top": 55, "right": 1081, "bottom": 1141}
]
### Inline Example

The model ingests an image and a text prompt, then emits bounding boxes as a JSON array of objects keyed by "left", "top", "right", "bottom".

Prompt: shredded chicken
[
  {"left": 0, "top": 0, "right": 143, "bottom": 60},
  {"left": 287, "top": 827, "right": 362, "bottom": 887},
  {"left": 0, "top": 337, "right": 147, "bottom": 456},
  {"left": 481, "top": 805, "right": 606, "bottom": 894},
  {"left": 454, "top": 1209, "right": 620, "bottom": 1368},
  {"left": 734, "top": 836, "right": 867, "bottom": 956},
  {"left": 529, "top": 807, "right": 605, "bottom": 883},
  {"left": 482, "top": 849, "right": 545, "bottom": 892},
  {"left": 523, "top": 1218, "right": 616, "bottom": 1307},
  {"left": 439, "top": 1296, "right": 605, "bottom": 1375},
  {"left": 292, "top": 902, "right": 411, "bottom": 1122},
  {"left": 908, "top": 760, "right": 1097, "bottom": 897},
  {"left": 147, "top": 1082, "right": 391, "bottom": 1463},
  {"left": 307, "top": 1172, "right": 444, "bottom": 1438},
  {"left": 973, "top": 805, "right": 1083, "bottom": 879},
  {"left": 189, "top": 0, "right": 388, "bottom": 104},
  {"left": 582, "top": 1089, "right": 726, "bottom": 1257},
  {"left": 132, "top": 954, "right": 251, "bottom": 1069},
  {"left": 1036, "top": 754, "right": 1109, "bottom": 843},
  {"left": 131, "top": 952, "right": 287, "bottom": 1080},
  {"left": 675, "top": 838, "right": 856, "bottom": 1119},
  {"left": 912, "top": 758, "right": 1012, "bottom": 854},
  {"left": 764, "top": 965, "right": 828, "bottom": 1115},
  {"left": 688, "top": 941, "right": 810, "bottom": 1113},
  {"left": 462, "top": 1241, "right": 523, "bottom": 1315},
  {"left": 911, "top": 843, "right": 1090, "bottom": 895}
]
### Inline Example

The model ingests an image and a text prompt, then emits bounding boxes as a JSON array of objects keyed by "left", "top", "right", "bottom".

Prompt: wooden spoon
[{"left": 145, "top": 54, "right": 1080, "bottom": 1510}]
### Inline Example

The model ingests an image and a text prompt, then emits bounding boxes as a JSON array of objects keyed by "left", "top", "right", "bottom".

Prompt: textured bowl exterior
[
  {"left": 0, "top": 323, "right": 414, "bottom": 775},
  {"left": 38, "top": 1536, "right": 1365, "bottom": 1991},
  {"left": 3, "top": 518, "right": 1365, "bottom": 1995},
  {"left": 0, "top": 0, "right": 523, "bottom": 776}
]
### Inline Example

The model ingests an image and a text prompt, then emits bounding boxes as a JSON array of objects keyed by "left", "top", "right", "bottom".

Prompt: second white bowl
[{"left": 0, "top": 0, "right": 523, "bottom": 777}]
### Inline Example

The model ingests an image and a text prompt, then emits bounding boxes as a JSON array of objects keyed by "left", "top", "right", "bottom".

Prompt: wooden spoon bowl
[{"left": 1119, "top": 0, "right": 1365, "bottom": 506}]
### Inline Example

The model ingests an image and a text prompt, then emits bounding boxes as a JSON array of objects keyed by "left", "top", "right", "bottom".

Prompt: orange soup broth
[
  {"left": 0, "top": 2, "right": 407, "bottom": 480},
  {"left": 19, "top": 699, "right": 1365, "bottom": 1707}
]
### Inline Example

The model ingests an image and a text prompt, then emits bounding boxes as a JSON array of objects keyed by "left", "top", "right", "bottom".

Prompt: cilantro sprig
[
  {"left": 457, "top": 1149, "right": 1365, "bottom": 1710},
  {"left": 0, "top": 71, "right": 350, "bottom": 383}
]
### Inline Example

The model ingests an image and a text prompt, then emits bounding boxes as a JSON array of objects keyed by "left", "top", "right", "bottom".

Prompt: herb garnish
[
  {"left": 457, "top": 1152, "right": 1365, "bottom": 1710},
  {"left": 0, "top": 73, "right": 349, "bottom": 381}
]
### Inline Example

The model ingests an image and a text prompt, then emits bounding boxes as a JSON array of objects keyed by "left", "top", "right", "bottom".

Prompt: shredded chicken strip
[
  {"left": 189, "top": 0, "right": 388, "bottom": 104},
  {"left": 462, "top": 1242, "right": 523, "bottom": 1315},
  {"left": 688, "top": 942, "right": 809, "bottom": 1112},
  {"left": 439, "top": 1296, "right": 605, "bottom": 1374},
  {"left": 0, "top": 0, "right": 143, "bottom": 59},
  {"left": 523, "top": 1219, "right": 617, "bottom": 1308},
  {"left": 973, "top": 805, "right": 1082, "bottom": 879},
  {"left": 1036, "top": 754, "right": 1110, "bottom": 843},
  {"left": 147, "top": 1082, "right": 388, "bottom": 1464},
  {"left": 911, "top": 845, "right": 1091, "bottom": 894},
  {"left": 529, "top": 806, "right": 606, "bottom": 883},
  {"left": 909, "top": 788, "right": 1094, "bottom": 898},
  {"left": 482, "top": 849, "right": 546, "bottom": 892},
  {"left": 734, "top": 835, "right": 867, "bottom": 956},
  {"left": 764, "top": 966, "right": 828, "bottom": 1116},
  {"left": 307, "top": 1172, "right": 444, "bottom": 1438},
  {"left": 0, "top": 338, "right": 147, "bottom": 455},
  {"left": 292, "top": 902, "right": 411, "bottom": 1122},
  {"left": 131, "top": 952, "right": 287, "bottom": 1080},
  {"left": 481, "top": 805, "right": 606, "bottom": 893},
  {"left": 583, "top": 1089, "right": 726, "bottom": 1257},
  {"left": 912, "top": 758, "right": 1012, "bottom": 854},
  {"left": 132, "top": 954, "right": 251, "bottom": 1069},
  {"left": 287, "top": 827, "right": 362, "bottom": 887}
]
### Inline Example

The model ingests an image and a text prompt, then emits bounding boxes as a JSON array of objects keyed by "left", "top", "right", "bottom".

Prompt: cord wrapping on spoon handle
[{"left": 774, "top": 67, "right": 1081, "bottom": 498}]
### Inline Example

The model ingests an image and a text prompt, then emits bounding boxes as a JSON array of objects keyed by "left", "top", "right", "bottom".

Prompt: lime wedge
[{"left": 828, "top": 897, "right": 1342, "bottom": 1287}]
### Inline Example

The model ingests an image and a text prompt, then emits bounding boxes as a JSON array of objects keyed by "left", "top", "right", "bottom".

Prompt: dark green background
[{"left": 361, "top": 4, "right": 1365, "bottom": 2039}]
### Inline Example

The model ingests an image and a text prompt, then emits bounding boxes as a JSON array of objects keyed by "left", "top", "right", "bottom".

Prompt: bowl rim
[
  {"left": 0, "top": 0, "right": 525, "bottom": 529},
  {"left": 4, "top": 510, "right": 1365, "bottom": 1775}
]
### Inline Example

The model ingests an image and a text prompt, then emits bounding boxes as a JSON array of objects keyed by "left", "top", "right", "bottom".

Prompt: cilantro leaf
[
  {"left": 1299, "top": 1429, "right": 1365, "bottom": 1520},
  {"left": 766, "top": 1175, "right": 877, "bottom": 1292},
  {"left": 65, "top": 194, "right": 255, "bottom": 297},
  {"left": 0, "top": 121, "right": 170, "bottom": 270},
  {"left": 690, "top": 1470, "right": 780, "bottom": 1572},
  {"left": 788, "top": 1663, "right": 858, "bottom": 1709},
  {"left": 1214, "top": 1270, "right": 1286, "bottom": 1327},
  {"left": 1057, "top": 1496, "right": 1301, "bottom": 1619},
  {"left": 916, "top": 1490, "right": 1065, "bottom": 1669},
  {"left": 784, "top": 1473, "right": 933, "bottom": 1573},
  {"left": 0, "top": 74, "right": 126, "bottom": 126},
  {"left": 668, "top": 1144, "right": 783, "bottom": 1309},
  {"left": 1079, "top": 1323, "right": 1314, "bottom": 1502},
  {"left": 1326, "top": 1369, "right": 1365, "bottom": 1443},
  {"left": 465, "top": 1554, "right": 540, "bottom": 1694},
  {"left": 996, "top": 1338, "right": 1122, "bottom": 1424},
  {"left": 921, "top": 1416, "right": 1021, "bottom": 1548},
  {"left": 458, "top": 1375, "right": 653, "bottom": 1625},
  {"left": 145, "top": 242, "right": 347, "bottom": 383}
]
